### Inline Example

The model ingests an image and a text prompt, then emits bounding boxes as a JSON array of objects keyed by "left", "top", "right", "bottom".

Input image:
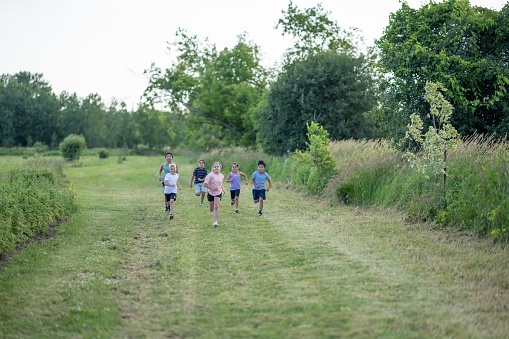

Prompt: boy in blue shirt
[{"left": 252, "top": 160, "right": 271, "bottom": 216}]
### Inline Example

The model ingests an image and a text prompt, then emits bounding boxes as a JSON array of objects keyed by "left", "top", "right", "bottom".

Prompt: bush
[
  {"left": 99, "top": 148, "right": 110, "bottom": 159},
  {"left": 33, "top": 141, "right": 49, "bottom": 153},
  {"left": 0, "top": 158, "right": 77, "bottom": 254},
  {"left": 60, "top": 134, "right": 86, "bottom": 160}
]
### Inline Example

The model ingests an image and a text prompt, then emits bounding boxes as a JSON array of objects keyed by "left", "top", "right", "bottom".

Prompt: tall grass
[
  {"left": 172, "top": 136, "right": 508, "bottom": 240},
  {"left": 0, "top": 156, "right": 77, "bottom": 254},
  {"left": 324, "top": 136, "right": 509, "bottom": 240}
]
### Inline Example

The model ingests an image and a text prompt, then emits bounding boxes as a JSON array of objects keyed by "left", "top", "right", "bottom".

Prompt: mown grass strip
[{"left": 0, "top": 155, "right": 508, "bottom": 338}]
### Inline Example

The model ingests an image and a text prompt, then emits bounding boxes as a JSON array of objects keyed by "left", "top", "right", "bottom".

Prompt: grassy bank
[
  {"left": 0, "top": 156, "right": 76, "bottom": 254},
  {"left": 202, "top": 136, "right": 508, "bottom": 241},
  {"left": 0, "top": 155, "right": 507, "bottom": 337}
]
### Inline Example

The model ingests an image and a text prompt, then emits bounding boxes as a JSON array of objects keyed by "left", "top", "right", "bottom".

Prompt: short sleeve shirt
[
  {"left": 164, "top": 173, "right": 179, "bottom": 194},
  {"left": 252, "top": 171, "right": 270, "bottom": 190},
  {"left": 204, "top": 172, "right": 224, "bottom": 196},
  {"left": 193, "top": 167, "right": 208, "bottom": 184}
]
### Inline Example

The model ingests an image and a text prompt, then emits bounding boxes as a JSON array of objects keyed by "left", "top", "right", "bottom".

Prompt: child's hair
[
  {"left": 231, "top": 162, "right": 239, "bottom": 168},
  {"left": 199, "top": 159, "right": 205, "bottom": 164},
  {"left": 169, "top": 163, "right": 177, "bottom": 170},
  {"left": 166, "top": 152, "right": 173, "bottom": 157},
  {"left": 257, "top": 160, "right": 266, "bottom": 168}
]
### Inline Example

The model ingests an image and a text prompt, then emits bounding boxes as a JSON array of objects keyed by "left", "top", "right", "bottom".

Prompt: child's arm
[
  {"left": 177, "top": 180, "right": 182, "bottom": 190},
  {"left": 226, "top": 173, "right": 233, "bottom": 182},
  {"left": 164, "top": 178, "right": 170, "bottom": 187},
  {"left": 190, "top": 175, "right": 195, "bottom": 188},
  {"left": 240, "top": 172, "right": 249, "bottom": 185},
  {"left": 203, "top": 177, "right": 212, "bottom": 190},
  {"left": 176, "top": 164, "right": 179, "bottom": 174},
  {"left": 252, "top": 177, "right": 260, "bottom": 189},
  {"left": 266, "top": 179, "right": 271, "bottom": 192},
  {"left": 159, "top": 164, "right": 164, "bottom": 181}
]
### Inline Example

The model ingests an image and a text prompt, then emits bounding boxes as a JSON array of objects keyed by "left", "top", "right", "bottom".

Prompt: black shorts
[
  {"left": 230, "top": 189, "right": 241, "bottom": 200},
  {"left": 252, "top": 189, "right": 266, "bottom": 201},
  {"left": 165, "top": 193, "right": 177, "bottom": 201},
  {"left": 207, "top": 193, "right": 222, "bottom": 202}
]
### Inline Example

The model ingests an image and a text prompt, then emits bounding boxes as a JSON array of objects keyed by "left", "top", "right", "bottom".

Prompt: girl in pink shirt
[{"left": 203, "top": 162, "right": 225, "bottom": 227}]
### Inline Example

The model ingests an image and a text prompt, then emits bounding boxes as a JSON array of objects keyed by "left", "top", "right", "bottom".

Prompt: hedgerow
[{"left": 0, "top": 157, "right": 77, "bottom": 254}]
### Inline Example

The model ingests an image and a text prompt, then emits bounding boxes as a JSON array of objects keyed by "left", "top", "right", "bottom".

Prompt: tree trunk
[{"left": 443, "top": 149, "right": 447, "bottom": 209}]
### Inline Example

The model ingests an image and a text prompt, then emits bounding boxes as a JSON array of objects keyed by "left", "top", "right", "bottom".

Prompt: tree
[
  {"left": 373, "top": 0, "right": 509, "bottom": 141},
  {"left": 276, "top": 1, "right": 361, "bottom": 59},
  {"left": 403, "top": 82, "right": 461, "bottom": 211},
  {"left": 256, "top": 51, "right": 378, "bottom": 155},
  {"left": 144, "top": 30, "right": 267, "bottom": 146},
  {"left": 0, "top": 72, "right": 60, "bottom": 147}
]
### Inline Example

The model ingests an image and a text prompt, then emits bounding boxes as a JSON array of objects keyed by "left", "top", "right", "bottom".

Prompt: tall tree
[
  {"left": 256, "top": 2, "right": 377, "bottom": 155},
  {"left": 0, "top": 72, "right": 60, "bottom": 147},
  {"left": 144, "top": 30, "right": 267, "bottom": 146},
  {"left": 257, "top": 52, "right": 378, "bottom": 155},
  {"left": 276, "top": 0, "right": 361, "bottom": 60},
  {"left": 373, "top": 0, "right": 509, "bottom": 141}
]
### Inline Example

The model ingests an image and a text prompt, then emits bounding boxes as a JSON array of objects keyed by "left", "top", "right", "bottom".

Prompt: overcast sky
[{"left": 1, "top": 0, "right": 506, "bottom": 109}]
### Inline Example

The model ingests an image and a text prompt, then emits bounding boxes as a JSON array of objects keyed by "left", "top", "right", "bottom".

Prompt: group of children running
[{"left": 158, "top": 152, "right": 271, "bottom": 227}]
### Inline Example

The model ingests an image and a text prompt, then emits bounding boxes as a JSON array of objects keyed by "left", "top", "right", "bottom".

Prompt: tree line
[
  {"left": 0, "top": 72, "right": 183, "bottom": 150},
  {"left": 2, "top": 0, "right": 508, "bottom": 154}
]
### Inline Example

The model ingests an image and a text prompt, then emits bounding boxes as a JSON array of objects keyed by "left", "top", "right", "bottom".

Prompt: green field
[{"left": 1, "top": 155, "right": 508, "bottom": 338}]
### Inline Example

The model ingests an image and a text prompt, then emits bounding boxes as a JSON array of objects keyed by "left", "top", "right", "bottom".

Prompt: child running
[
  {"left": 164, "top": 164, "right": 182, "bottom": 220},
  {"left": 190, "top": 159, "right": 208, "bottom": 206},
  {"left": 226, "top": 162, "right": 249, "bottom": 213},
  {"left": 203, "top": 162, "right": 226, "bottom": 227},
  {"left": 159, "top": 152, "right": 179, "bottom": 212},
  {"left": 252, "top": 160, "right": 271, "bottom": 216}
]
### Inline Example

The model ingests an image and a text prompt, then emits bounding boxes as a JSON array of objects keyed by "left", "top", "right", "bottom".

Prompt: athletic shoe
[
  {"left": 164, "top": 206, "right": 169, "bottom": 212},
  {"left": 169, "top": 214, "right": 173, "bottom": 220},
  {"left": 231, "top": 201, "right": 235, "bottom": 205},
  {"left": 199, "top": 203, "right": 202, "bottom": 206},
  {"left": 258, "top": 211, "right": 263, "bottom": 216},
  {"left": 213, "top": 222, "right": 218, "bottom": 227},
  {"left": 235, "top": 209, "right": 239, "bottom": 213}
]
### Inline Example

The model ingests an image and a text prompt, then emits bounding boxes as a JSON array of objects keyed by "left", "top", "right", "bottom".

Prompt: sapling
[{"left": 403, "top": 81, "right": 461, "bottom": 211}]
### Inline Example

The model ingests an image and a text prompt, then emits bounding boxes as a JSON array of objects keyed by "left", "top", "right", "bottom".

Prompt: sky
[{"left": 1, "top": 0, "right": 506, "bottom": 110}]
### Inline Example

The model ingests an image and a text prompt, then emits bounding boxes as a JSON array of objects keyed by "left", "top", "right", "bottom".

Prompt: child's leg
[
  {"left": 200, "top": 192, "right": 205, "bottom": 205},
  {"left": 235, "top": 196, "right": 239, "bottom": 209},
  {"left": 259, "top": 197, "right": 264, "bottom": 211},
  {"left": 214, "top": 197, "right": 221, "bottom": 223},
  {"left": 209, "top": 200, "right": 214, "bottom": 212},
  {"left": 169, "top": 199, "right": 175, "bottom": 215}
]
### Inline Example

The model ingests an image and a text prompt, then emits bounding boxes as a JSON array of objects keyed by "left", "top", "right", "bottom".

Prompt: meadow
[{"left": 0, "top": 153, "right": 508, "bottom": 337}]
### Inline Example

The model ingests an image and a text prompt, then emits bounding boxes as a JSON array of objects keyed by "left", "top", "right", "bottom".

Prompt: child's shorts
[
  {"left": 195, "top": 183, "right": 206, "bottom": 194},
  {"left": 252, "top": 189, "right": 266, "bottom": 201},
  {"left": 207, "top": 193, "right": 222, "bottom": 202},
  {"left": 230, "top": 189, "right": 241, "bottom": 200},
  {"left": 165, "top": 193, "right": 177, "bottom": 201}
]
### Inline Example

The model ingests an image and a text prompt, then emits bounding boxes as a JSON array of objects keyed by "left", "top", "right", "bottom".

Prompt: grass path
[{"left": 1, "top": 155, "right": 508, "bottom": 338}]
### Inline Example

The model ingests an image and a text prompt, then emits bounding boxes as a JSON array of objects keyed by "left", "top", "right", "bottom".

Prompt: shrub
[
  {"left": 99, "top": 148, "right": 110, "bottom": 159},
  {"left": 0, "top": 158, "right": 77, "bottom": 254},
  {"left": 33, "top": 141, "right": 49, "bottom": 153},
  {"left": 60, "top": 134, "right": 86, "bottom": 160}
]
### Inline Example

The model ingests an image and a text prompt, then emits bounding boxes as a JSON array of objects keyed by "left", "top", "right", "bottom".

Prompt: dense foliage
[
  {"left": 59, "top": 134, "right": 87, "bottom": 160},
  {"left": 144, "top": 31, "right": 267, "bottom": 149},
  {"left": 373, "top": 0, "right": 509, "bottom": 141},
  {"left": 0, "top": 158, "right": 76, "bottom": 254},
  {"left": 257, "top": 51, "right": 378, "bottom": 155},
  {"left": 0, "top": 72, "right": 175, "bottom": 150}
]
